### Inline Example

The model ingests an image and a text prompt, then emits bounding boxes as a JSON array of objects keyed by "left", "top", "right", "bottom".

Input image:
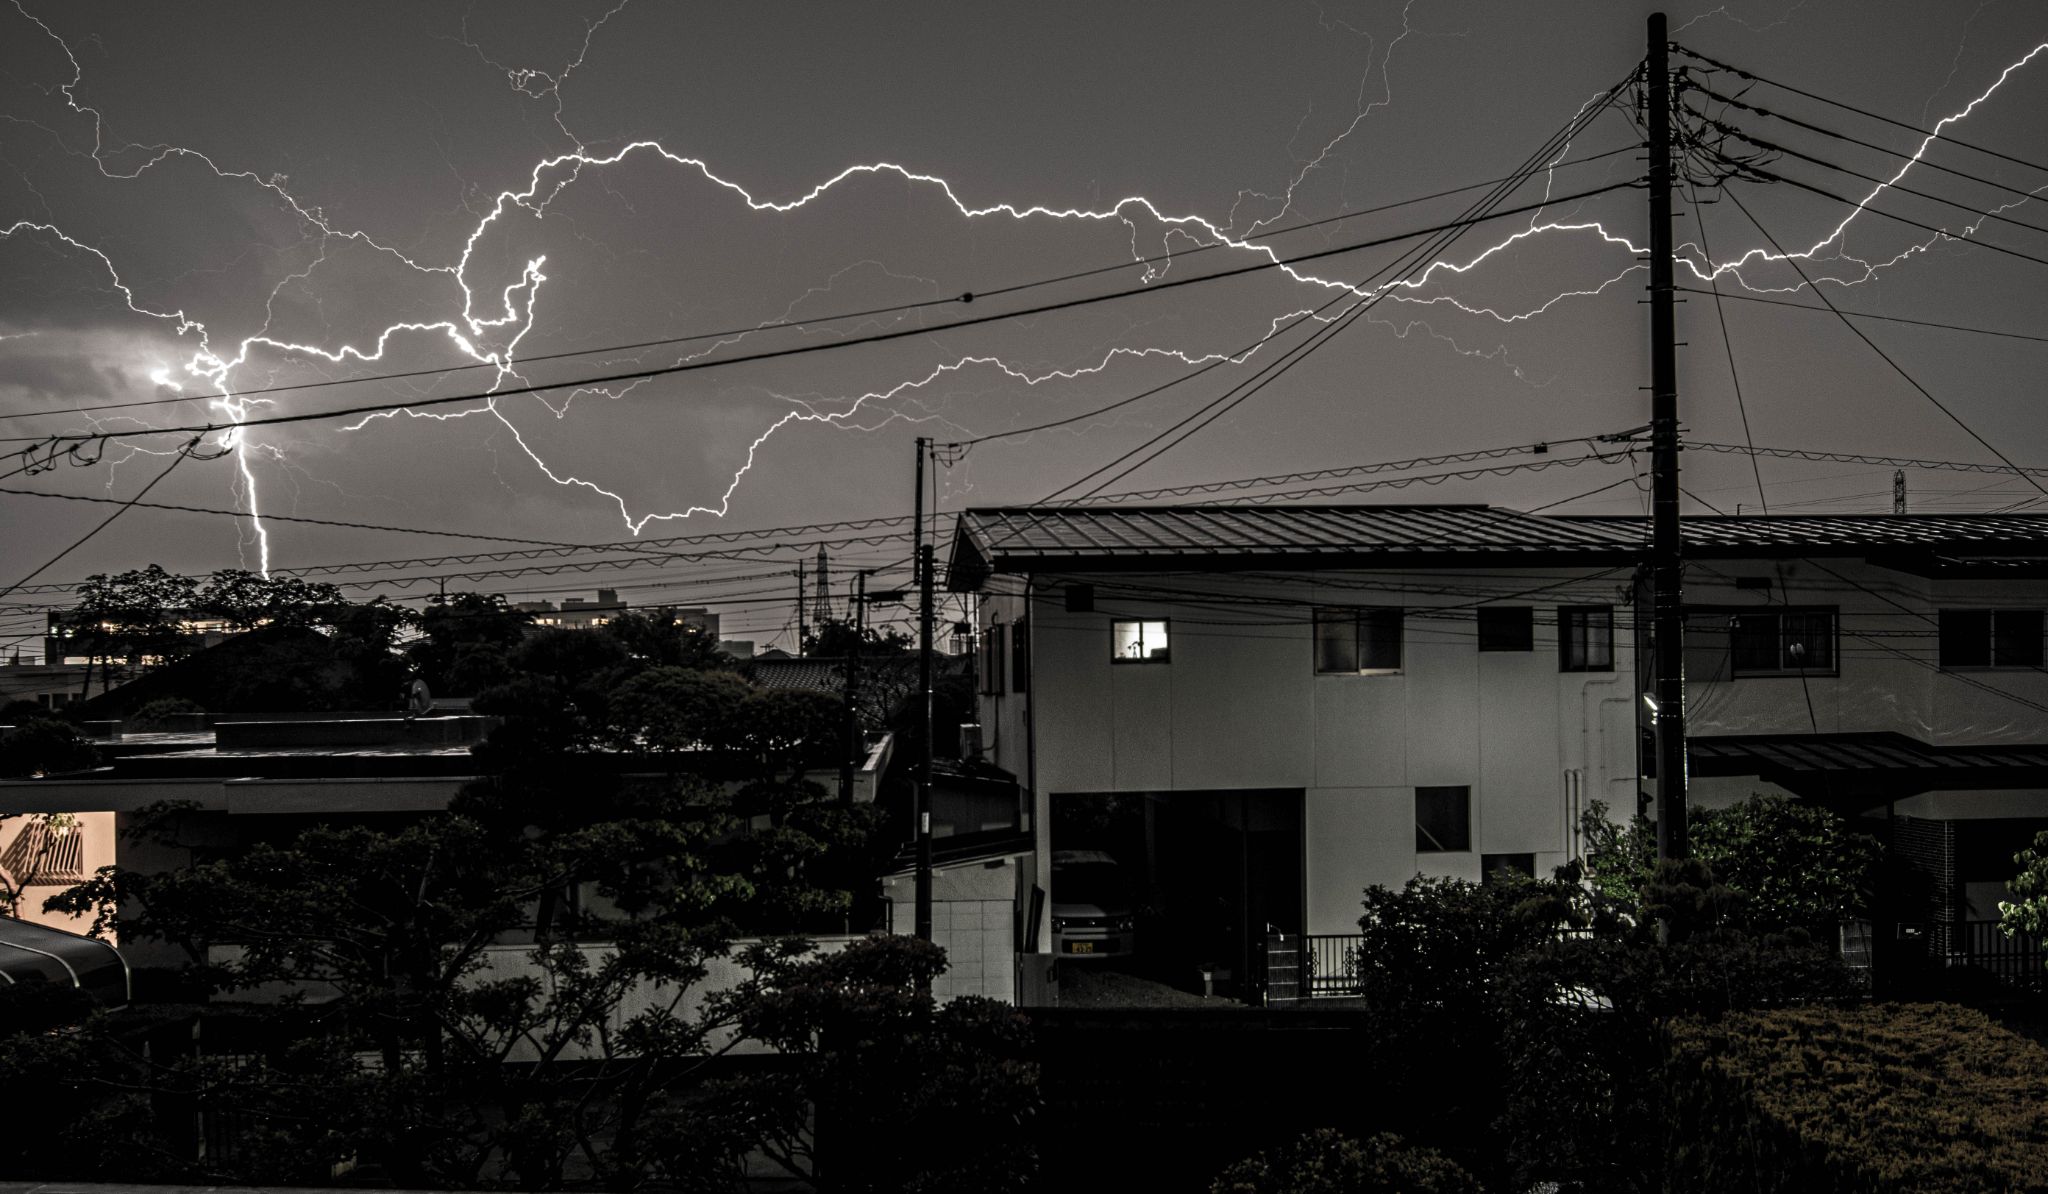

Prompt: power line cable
[
  {"left": 1687, "top": 181, "right": 1769, "bottom": 513},
  {"left": 1672, "top": 45, "right": 2048, "bottom": 176},
  {"left": 0, "top": 180, "right": 1644, "bottom": 451},
  {"left": 1719, "top": 185, "right": 2048, "bottom": 498},
  {"left": 1670, "top": 286, "right": 2048, "bottom": 344},
  {"left": 1038, "top": 84, "right": 1637, "bottom": 502},
  {"left": 1681, "top": 79, "right": 2048, "bottom": 209},
  {"left": 0, "top": 438, "right": 200, "bottom": 605},
  {"left": 0, "top": 146, "right": 1645, "bottom": 430}
]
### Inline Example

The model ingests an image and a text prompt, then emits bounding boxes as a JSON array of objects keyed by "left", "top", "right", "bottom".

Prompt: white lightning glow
[{"left": 3, "top": 0, "right": 2043, "bottom": 561}]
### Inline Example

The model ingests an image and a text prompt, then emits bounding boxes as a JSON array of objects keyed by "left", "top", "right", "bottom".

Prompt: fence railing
[
  {"left": 1301, "top": 934, "right": 1363, "bottom": 998},
  {"left": 1949, "top": 919, "right": 2045, "bottom": 992}
]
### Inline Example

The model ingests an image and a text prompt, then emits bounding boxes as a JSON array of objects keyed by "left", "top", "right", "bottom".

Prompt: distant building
[{"left": 512, "top": 590, "right": 722, "bottom": 640}]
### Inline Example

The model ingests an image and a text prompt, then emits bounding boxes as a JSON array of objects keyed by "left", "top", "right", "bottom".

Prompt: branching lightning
[{"left": 3, "top": 0, "right": 2045, "bottom": 570}]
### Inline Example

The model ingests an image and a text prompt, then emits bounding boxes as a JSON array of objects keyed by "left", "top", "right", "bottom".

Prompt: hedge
[{"left": 1665, "top": 1003, "right": 2048, "bottom": 1193}]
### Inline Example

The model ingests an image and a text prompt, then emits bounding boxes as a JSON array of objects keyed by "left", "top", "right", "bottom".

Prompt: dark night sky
[{"left": 3, "top": 0, "right": 2045, "bottom": 647}]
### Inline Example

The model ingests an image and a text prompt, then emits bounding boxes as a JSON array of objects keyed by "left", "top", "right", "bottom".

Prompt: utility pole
[
  {"left": 913, "top": 437, "right": 935, "bottom": 951},
  {"left": 1893, "top": 469, "right": 1907, "bottom": 514},
  {"left": 1648, "top": 13, "right": 1689, "bottom": 861},
  {"left": 796, "top": 559, "right": 807, "bottom": 657},
  {"left": 840, "top": 570, "right": 867, "bottom": 805}
]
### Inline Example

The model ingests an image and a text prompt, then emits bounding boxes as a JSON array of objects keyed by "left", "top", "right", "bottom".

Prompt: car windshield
[{"left": 1055, "top": 862, "right": 1128, "bottom": 908}]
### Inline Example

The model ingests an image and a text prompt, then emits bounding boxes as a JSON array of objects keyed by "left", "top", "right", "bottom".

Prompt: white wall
[{"left": 1019, "top": 568, "right": 1641, "bottom": 934}]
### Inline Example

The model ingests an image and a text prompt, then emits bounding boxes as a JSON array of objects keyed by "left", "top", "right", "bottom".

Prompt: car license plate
[{"left": 1067, "top": 941, "right": 1095, "bottom": 954}]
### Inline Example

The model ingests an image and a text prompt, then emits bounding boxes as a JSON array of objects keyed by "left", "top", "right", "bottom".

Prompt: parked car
[{"left": 1051, "top": 849, "right": 1136, "bottom": 959}]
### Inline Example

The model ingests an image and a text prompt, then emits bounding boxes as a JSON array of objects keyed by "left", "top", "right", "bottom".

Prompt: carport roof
[{"left": 1689, "top": 732, "right": 2048, "bottom": 803}]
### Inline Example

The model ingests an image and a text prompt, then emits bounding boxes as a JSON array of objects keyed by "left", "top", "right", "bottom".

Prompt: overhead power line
[
  {"left": 1, "top": 180, "right": 1644, "bottom": 452},
  {"left": 1672, "top": 44, "right": 2048, "bottom": 178},
  {"left": 1688, "top": 441, "right": 2048, "bottom": 479},
  {"left": 1670, "top": 286, "right": 2048, "bottom": 344},
  {"left": 1719, "top": 185, "right": 2048, "bottom": 499},
  {"left": 0, "top": 145, "right": 1644, "bottom": 429}
]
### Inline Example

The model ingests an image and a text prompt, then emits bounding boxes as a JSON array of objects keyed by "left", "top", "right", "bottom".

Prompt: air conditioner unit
[{"left": 959, "top": 722, "right": 984, "bottom": 759}]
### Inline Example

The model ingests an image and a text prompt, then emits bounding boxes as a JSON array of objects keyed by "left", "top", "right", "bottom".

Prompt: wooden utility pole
[
  {"left": 839, "top": 570, "right": 867, "bottom": 805},
  {"left": 913, "top": 437, "right": 934, "bottom": 949},
  {"left": 1648, "top": 13, "right": 1689, "bottom": 860}
]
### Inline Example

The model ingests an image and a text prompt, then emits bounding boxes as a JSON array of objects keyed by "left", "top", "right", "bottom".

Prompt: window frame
[
  {"left": 1477, "top": 606, "right": 1535, "bottom": 653},
  {"left": 1111, "top": 618, "right": 1172, "bottom": 665},
  {"left": 979, "top": 620, "right": 1007, "bottom": 695},
  {"left": 1415, "top": 785, "right": 1472, "bottom": 853},
  {"left": 1313, "top": 606, "right": 1403, "bottom": 674},
  {"left": 1010, "top": 616, "right": 1031, "bottom": 693},
  {"left": 1938, "top": 608, "right": 2045, "bottom": 671},
  {"left": 1722, "top": 606, "right": 1840, "bottom": 678},
  {"left": 1558, "top": 605, "right": 1615, "bottom": 673}
]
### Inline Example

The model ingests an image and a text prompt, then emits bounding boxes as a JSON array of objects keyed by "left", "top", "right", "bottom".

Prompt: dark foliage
[{"left": 1211, "top": 1128, "right": 1485, "bottom": 1194}]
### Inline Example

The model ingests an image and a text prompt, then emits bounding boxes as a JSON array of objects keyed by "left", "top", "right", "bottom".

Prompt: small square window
[
  {"left": 1559, "top": 606, "right": 1614, "bottom": 672},
  {"left": 1478, "top": 607, "right": 1534, "bottom": 652},
  {"left": 1415, "top": 785, "right": 1470, "bottom": 853},
  {"left": 1314, "top": 607, "right": 1402, "bottom": 673},
  {"left": 1112, "top": 619, "right": 1170, "bottom": 664},
  {"left": 1482, "top": 853, "right": 1536, "bottom": 884}
]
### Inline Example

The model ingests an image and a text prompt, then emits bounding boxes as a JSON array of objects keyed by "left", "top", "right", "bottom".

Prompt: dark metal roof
[
  {"left": 949, "top": 505, "right": 1643, "bottom": 587},
  {"left": 1689, "top": 732, "right": 2048, "bottom": 803},
  {"left": 1567, "top": 512, "right": 2048, "bottom": 554},
  {"left": 949, "top": 506, "right": 2048, "bottom": 588}
]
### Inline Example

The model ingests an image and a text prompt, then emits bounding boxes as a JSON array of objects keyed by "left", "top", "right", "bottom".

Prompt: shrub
[
  {"left": 1664, "top": 1003, "right": 2048, "bottom": 1194},
  {"left": 1211, "top": 1128, "right": 1484, "bottom": 1194}
]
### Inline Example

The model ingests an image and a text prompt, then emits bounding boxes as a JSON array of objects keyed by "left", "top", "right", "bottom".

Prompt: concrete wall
[
  {"left": 881, "top": 851, "right": 1024, "bottom": 1003},
  {"left": 1015, "top": 569, "right": 1641, "bottom": 936}
]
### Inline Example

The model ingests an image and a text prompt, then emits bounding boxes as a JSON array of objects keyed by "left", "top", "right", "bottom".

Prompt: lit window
[
  {"left": 1415, "top": 786, "right": 1470, "bottom": 853},
  {"left": 1314, "top": 607, "right": 1401, "bottom": 673},
  {"left": 1939, "top": 609, "right": 2044, "bottom": 669},
  {"left": 1559, "top": 606, "right": 1614, "bottom": 672},
  {"left": 1112, "top": 619, "right": 1170, "bottom": 664}
]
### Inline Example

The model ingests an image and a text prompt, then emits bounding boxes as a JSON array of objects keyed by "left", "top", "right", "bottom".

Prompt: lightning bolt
[{"left": 3, "top": 0, "right": 2041, "bottom": 568}]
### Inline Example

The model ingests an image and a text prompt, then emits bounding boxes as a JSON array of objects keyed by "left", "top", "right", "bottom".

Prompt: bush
[
  {"left": 1211, "top": 1128, "right": 1484, "bottom": 1194},
  {"left": 1664, "top": 1003, "right": 2048, "bottom": 1194}
]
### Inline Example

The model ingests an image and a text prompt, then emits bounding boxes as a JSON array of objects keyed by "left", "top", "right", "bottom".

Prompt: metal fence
[
  {"left": 1301, "top": 934, "right": 1363, "bottom": 998},
  {"left": 1950, "top": 919, "right": 2046, "bottom": 992}
]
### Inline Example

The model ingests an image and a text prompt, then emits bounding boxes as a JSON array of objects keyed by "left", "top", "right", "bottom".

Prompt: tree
[
  {"left": 1578, "top": 795, "right": 1880, "bottom": 934},
  {"left": 1998, "top": 828, "right": 2048, "bottom": 947},
  {"left": 663, "top": 935, "right": 1038, "bottom": 1193},
  {"left": 606, "top": 609, "right": 734, "bottom": 670},
  {"left": 1210, "top": 1129, "right": 1483, "bottom": 1194},
  {"left": 65, "top": 565, "right": 200, "bottom": 697},
  {"left": 405, "top": 592, "right": 532, "bottom": 695},
  {"left": 193, "top": 569, "right": 344, "bottom": 632},
  {"left": 802, "top": 616, "right": 912, "bottom": 659}
]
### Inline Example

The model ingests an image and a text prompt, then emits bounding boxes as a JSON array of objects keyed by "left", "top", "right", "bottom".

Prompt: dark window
[
  {"left": 980, "top": 623, "right": 1006, "bottom": 695},
  {"left": 1415, "top": 786, "right": 1471, "bottom": 852},
  {"left": 1728, "top": 609, "right": 1838, "bottom": 675},
  {"left": 1482, "top": 853, "right": 1536, "bottom": 884},
  {"left": 1010, "top": 617, "right": 1031, "bottom": 693},
  {"left": 1559, "top": 606, "right": 1614, "bottom": 672},
  {"left": 1940, "top": 609, "right": 2043, "bottom": 669},
  {"left": 1315, "top": 607, "right": 1402, "bottom": 673},
  {"left": 1112, "top": 619, "right": 1170, "bottom": 664},
  {"left": 1478, "top": 606, "right": 1534, "bottom": 652}
]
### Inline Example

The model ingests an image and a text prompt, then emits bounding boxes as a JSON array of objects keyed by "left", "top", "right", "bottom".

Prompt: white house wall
[
  {"left": 1001, "top": 569, "right": 1641, "bottom": 938},
  {"left": 1683, "top": 560, "right": 2048, "bottom": 745}
]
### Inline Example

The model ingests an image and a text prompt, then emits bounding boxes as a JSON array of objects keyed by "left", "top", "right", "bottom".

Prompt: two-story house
[{"left": 948, "top": 505, "right": 2048, "bottom": 991}]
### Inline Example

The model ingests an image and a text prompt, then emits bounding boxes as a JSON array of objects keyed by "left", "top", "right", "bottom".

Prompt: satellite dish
[{"left": 408, "top": 678, "right": 433, "bottom": 716}]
